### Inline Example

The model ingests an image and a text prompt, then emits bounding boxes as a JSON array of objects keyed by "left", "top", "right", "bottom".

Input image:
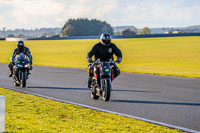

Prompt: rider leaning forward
[
  {"left": 8, "top": 40, "right": 33, "bottom": 77},
  {"left": 87, "top": 33, "right": 122, "bottom": 88}
]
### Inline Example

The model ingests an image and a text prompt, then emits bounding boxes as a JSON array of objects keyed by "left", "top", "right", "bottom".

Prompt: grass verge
[
  {"left": 0, "top": 88, "right": 184, "bottom": 132},
  {"left": 0, "top": 36, "right": 200, "bottom": 78}
]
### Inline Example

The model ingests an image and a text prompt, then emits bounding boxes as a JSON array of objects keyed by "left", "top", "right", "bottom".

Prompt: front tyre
[
  {"left": 20, "top": 71, "right": 26, "bottom": 88},
  {"left": 102, "top": 79, "right": 111, "bottom": 101}
]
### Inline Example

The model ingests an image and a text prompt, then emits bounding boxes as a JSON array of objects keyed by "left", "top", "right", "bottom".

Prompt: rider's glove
[
  {"left": 87, "top": 58, "right": 93, "bottom": 63},
  {"left": 116, "top": 57, "right": 122, "bottom": 64}
]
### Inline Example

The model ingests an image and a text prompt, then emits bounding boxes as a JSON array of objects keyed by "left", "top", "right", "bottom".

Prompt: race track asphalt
[{"left": 0, "top": 63, "right": 200, "bottom": 131}]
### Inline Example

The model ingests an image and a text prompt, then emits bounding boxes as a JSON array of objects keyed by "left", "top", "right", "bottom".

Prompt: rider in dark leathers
[
  {"left": 87, "top": 33, "right": 122, "bottom": 88},
  {"left": 8, "top": 40, "right": 33, "bottom": 77}
]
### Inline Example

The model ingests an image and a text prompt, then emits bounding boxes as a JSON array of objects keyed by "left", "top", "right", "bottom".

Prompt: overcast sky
[{"left": 0, "top": 0, "right": 200, "bottom": 30}]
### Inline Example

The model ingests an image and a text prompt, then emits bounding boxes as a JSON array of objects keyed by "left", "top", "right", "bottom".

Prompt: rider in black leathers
[
  {"left": 8, "top": 40, "right": 33, "bottom": 77},
  {"left": 87, "top": 33, "right": 122, "bottom": 88}
]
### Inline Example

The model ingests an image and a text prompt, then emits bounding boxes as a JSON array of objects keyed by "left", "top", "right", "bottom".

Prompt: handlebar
[{"left": 92, "top": 59, "right": 117, "bottom": 65}]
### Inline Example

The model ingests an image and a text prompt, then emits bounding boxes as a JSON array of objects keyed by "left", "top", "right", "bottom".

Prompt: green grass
[
  {"left": 0, "top": 36, "right": 199, "bottom": 78},
  {"left": 0, "top": 37, "right": 197, "bottom": 132},
  {"left": 0, "top": 88, "right": 184, "bottom": 133}
]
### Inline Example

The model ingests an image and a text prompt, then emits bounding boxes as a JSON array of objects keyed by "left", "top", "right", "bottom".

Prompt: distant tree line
[
  {"left": 121, "top": 27, "right": 150, "bottom": 35},
  {"left": 2, "top": 22, "right": 200, "bottom": 38},
  {"left": 61, "top": 18, "right": 113, "bottom": 37},
  {"left": 0, "top": 28, "right": 61, "bottom": 38},
  {"left": 122, "top": 29, "right": 136, "bottom": 35},
  {"left": 138, "top": 27, "right": 151, "bottom": 35}
]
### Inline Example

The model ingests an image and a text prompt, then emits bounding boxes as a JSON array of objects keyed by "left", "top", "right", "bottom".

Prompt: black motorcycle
[
  {"left": 89, "top": 59, "right": 115, "bottom": 101},
  {"left": 12, "top": 53, "right": 30, "bottom": 88}
]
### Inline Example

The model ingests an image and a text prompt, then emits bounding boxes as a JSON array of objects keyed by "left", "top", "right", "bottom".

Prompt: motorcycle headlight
[{"left": 17, "top": 64, "right": 23, "bottom": 67}]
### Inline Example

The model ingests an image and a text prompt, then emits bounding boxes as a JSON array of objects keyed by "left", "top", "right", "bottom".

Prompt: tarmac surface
[{"left": 0, "top": 63, "right": 200, "bottom": 131}]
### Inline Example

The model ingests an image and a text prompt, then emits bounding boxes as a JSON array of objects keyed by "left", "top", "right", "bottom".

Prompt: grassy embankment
[
  {"left": 0, "top": 88, "right": 184, "bottom": 132},
  {"left": 0, "top": 36, "right": 200, "bottom": 78}
]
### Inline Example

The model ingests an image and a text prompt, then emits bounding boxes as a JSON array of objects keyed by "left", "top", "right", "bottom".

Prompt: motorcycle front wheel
[
  {"left": 102, "top": 79, "right": 111, "bottom": 101},
  {"left": 20, "top": 71, "right": 26, "bottom": 88}
]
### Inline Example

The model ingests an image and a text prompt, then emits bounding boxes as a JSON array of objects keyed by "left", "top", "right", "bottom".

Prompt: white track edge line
[{"left": 2, "top": 87, "right": 199, "bottom": 133}]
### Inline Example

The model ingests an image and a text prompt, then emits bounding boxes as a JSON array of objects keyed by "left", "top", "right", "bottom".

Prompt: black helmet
[
  {"left": 100, "top": 33, "right": 111, "bottom": 46},
  {"left": 17, "top": 40, "right": 24, "bottom": 50}
]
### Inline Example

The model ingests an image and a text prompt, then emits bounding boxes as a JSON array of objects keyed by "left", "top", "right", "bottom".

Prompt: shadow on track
[
  {"left": 27, "top": 86, "right": 89, "bottom": 91},
  {"left": 27, "top": 87, "right": 156, "bottom": 93},
  {"left": 111, "top": 99, "right": 200, "bottom": 107},
  {"left": 113, "top": 89, "right": 158, "bottom": 93}
]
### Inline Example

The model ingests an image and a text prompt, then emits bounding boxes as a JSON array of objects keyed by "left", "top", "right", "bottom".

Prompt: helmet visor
[
  {"left": 18, "top": 44, "right": 24, "bottom": 49},
  {"left": 102, "top": 39, "right": 111, "bottom": 45}
]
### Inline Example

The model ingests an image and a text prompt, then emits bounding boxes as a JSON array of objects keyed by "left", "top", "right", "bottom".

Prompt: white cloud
[
  {"left": 0, "top": 16, "right": 2, "bottom": 21},
  {"left": 0, "top": 0, "right": 200, "bottom": 29},
  {"left": 108, "top": 0, "right": 200, "bottom": 28},
  {"left": 11, "top": 0, "right": 65, "bottom": 23},
  {"left": 63, "top": 0, "right": 117, "bottom": 20},
  {"left": 0, "top": 0, "right": 67, "bottom": 29}
]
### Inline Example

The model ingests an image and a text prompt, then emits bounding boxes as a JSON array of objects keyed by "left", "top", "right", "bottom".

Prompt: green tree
[
  {"left": 7, "top": 34, "right": 15, "bottom": 37},
  {"left": 61, "top": 18, "right": 113, "bottom": 37},
  {"left": 48, "top": 32, "right": 56, "bottom": 37},
  {"left": 122, "top": 29, "right": 136, "bottom": 35},
  {"left": 139, "top": 27, "right": 151, "bottom": 35},
  {"left": 17, "top": 34, "right": 26, "bottom": 38},
  {"left": 41, "top": 33, "right": 48, "bottom": 37}
]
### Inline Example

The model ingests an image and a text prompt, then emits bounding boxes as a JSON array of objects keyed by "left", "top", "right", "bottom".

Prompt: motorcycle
[
  {"left": 89, "top": 59, "right": 115, "bottom": 101},
  {"left": 12, "top": 53, "right": 30, "bottom": 88}
]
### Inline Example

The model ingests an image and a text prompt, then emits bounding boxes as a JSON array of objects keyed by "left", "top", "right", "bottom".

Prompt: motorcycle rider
[
  {"left": 8, "top": 40, "right": 33, "bottom": 77},
  {"left": 87, "top": 33, "right": 122, "bottom": 88}
]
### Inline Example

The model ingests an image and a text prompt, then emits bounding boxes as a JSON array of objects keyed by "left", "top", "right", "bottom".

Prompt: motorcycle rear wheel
[
  {"left": 90, "top": 87, "right": 99, "bottom": 100},
  {"left": 14, "top": 82, "right": 20, "bottom": 87}
]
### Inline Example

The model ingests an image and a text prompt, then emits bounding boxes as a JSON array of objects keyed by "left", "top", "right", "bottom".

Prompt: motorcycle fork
[
  {"left": 18, "top": 70, "right": 22, "bottom": 81},
  {"left": 100, "top": 77, "right": 111, "bottom": 91},
  {"left": 18, "top": 69, "right": 27, "bottom": 81},
  {"left": 110, "top": 66, "right": 114, "bottom": 81},
  {"left": 94, "top": 66, "right": 101, "bottom": 87}
]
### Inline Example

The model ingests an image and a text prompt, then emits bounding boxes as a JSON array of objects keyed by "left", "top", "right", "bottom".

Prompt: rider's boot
[
  {"left": 8, "top": 62, "right": 14, "bottom": 77},
  {"left": 9, "top": 72, "right": 13, "bottom": 77},
  {"left": 87, "top": 65, "right": 93, "bottom": 88},
  {"left": 87, "top": 76, "right": 92, "bottom": 88},
  {"left": 9, "top": 69, "right": 13, "bottom": 77}
]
